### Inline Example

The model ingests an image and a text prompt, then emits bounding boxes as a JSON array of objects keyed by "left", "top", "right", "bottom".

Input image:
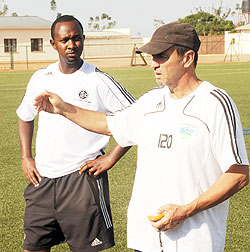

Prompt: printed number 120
[{"left": 158, "top": 134, "right": 172, "bottom": 149}]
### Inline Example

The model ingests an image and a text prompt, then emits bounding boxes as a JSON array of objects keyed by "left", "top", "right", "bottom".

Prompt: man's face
[
  {"left": 151, "top": 46, "right": 185, "bottom": 88},
  {"left": 50, "top": 20, "right": 84, "bottom": 65}
]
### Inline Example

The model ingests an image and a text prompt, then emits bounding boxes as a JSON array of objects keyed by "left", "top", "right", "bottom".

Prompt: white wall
[
  {"left": 225, "top": 30, "right": 250, "bottom": 55},
  {"left": 0, "top": 28, "right": 57, "bottom": 62}
]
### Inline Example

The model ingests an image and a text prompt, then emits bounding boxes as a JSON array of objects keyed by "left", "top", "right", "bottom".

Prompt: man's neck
[
  {"left": 59, "top": 59, "right": 83, "bottom": 74},
  {"left": 169, "top": 75, "right": 202, "bottom": 99}
]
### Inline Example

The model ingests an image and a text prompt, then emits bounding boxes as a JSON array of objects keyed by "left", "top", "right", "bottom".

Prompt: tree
[
  {"left": 50, "top": 0, "right": 61, "bottom": 19},
  {"left": 178, "top": 11, "right": 235, "bottom": 36},
  {"left": 0, "top": 0, "right": 18, "bottom": 16},
  {"left": 154, "top": 19, "right": 165, "bottom": 28},
  {"left": 88, "top": 13, "right": 116, "bottom": 31},
  {"left": 154, "top": 1, "right": 237, "bottom": 36},
  {"left": 235, "top": 3, "right": 242, "bottom": 13},
  {"left": 50, "top": 0, "right": 57, "bottom": 11},
  {"left": 210, "top": 0, "right": 234, "bottom": 20},
  {"left": 178, "top": 1, "right": 237, "bottom": 35},
  {"left": 57, "top": 12, "right": 62, "bottom": 19},
  {"left": 0, "top": 3, "right": 8, "bottom": 16}
]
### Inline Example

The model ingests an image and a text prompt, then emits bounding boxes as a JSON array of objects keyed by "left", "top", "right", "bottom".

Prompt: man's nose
[
  {"left": 151, "top": 59, "right": 160, "bottom": 70},
  {"left": 67, "top": 39, "right": 76, "bottom": 48}
]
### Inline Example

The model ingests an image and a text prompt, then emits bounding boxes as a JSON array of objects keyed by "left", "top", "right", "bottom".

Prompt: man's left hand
[
  {"left": 79, "top": 155, "right": 113, "bottom": 177},
  {"left": 150, "top": 204, "right": 188, "bottom": 232}
]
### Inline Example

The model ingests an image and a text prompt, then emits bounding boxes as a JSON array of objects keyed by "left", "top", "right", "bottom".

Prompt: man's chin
[
  {"left": 65, "top": 57, "right": 81, "bottom": 65},
  {"left": 156, "top": 80, "right": 164, "bottom": 87}
]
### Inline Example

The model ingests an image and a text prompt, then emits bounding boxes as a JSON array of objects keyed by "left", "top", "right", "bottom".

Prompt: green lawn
[{"left": 0, "top": 62, "right": 249, "bottom": 251}]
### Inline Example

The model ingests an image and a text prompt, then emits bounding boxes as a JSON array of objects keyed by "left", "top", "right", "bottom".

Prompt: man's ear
[
  {"left": 183, "top": 50, "right": 195, "bottom": 68},
  {"left": 50, "top": 39, "right": 56, "bottom": 50}
]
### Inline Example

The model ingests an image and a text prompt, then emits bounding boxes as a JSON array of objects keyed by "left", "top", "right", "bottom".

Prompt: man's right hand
[
  {"left": 21, "top": 157, "right": 42, "bottom": 187},
  {"left": 34, "top": 90, "right": 65, "bottom": 115}
]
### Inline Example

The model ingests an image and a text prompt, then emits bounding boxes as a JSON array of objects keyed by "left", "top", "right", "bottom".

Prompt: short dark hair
[
  {"left": 174, "top": 45, "right": 198, "bottom": 68},
  {"left": 51, "top": 15, "right": 84, "bottom": 39}
]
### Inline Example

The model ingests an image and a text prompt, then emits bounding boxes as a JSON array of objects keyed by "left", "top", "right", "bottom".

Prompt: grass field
[{"left": 0, "top": 62, "right": 250, "bottom": 252}]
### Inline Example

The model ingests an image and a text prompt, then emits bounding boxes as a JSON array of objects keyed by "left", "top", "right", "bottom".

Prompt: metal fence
[
  {"left": 0, "top": 40, "right": 145, "bottom": 70},
  {"left": 1, "top": 36, "right": 250, "bottom": 70}
]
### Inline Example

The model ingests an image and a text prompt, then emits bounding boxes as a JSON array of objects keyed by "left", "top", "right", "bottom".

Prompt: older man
[{"left": 34, "top": 22, "right": 249, "bottom": 252}]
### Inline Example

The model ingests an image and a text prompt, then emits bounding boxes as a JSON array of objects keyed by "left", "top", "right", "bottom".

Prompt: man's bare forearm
[
  {"left": 185, "top": 164, "right": 249, "bottom": 218},
  {"left": 18, "top": 118, "right": 34, "bottom": 159},
  {"left": 61, "top": 101, "right": 112, "bottom": 136}
]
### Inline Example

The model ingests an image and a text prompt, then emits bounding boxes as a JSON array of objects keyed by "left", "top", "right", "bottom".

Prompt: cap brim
[{"left": 136, "top": 41, "right": 173, "bottom": 55}]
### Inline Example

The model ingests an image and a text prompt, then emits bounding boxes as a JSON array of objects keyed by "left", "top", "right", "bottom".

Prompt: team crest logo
[
  {"left": 180, "top": 124, "right": 195, "bottom": 139},
  {"left": 79, "top": 90, "right": 88, "bottom": 100}
]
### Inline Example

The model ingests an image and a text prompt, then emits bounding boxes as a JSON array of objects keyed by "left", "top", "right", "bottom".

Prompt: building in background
[
  {"left": 225, "top": 24, "right": 250, "bottom": 56},
  {"left": 0, "top": 16, "right": 55, "bottom": 63},
  {"left": 0, "top": 16, "right": 143, "bottom": 67},
  {"left": 0, "top": 16, "right": 250, "bottom": 69}
]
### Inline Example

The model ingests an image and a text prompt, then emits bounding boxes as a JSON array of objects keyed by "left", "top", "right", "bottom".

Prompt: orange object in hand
[{"left": 148, "top": 213, "right": 165, "bottom": 221}]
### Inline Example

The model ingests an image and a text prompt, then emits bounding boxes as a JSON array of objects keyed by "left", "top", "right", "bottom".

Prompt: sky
[{"left": 1, "top": 0, "right": 243, "bottom": 37}]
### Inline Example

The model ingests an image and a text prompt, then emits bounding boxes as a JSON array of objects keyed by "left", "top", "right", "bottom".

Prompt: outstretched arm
[{"left": 34, "top": 91, "right": 112, "bottom": 136}]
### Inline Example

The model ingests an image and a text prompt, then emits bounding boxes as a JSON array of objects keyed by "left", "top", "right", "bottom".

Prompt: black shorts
[{"left": 23, "top": 170, "right": 114, "bottom": 252}]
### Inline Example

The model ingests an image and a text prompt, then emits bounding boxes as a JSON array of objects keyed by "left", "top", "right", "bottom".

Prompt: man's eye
[
  {"left": 160, "top": 54, "right": 168, "bottom": 59},
  {"left": 154, "top": 54, "right": 168, "bottom": 61}
]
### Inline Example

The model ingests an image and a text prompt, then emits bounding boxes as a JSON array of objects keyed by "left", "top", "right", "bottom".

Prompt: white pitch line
[{"left": 0, "top": 88, "right": 26, "bottom": 91}]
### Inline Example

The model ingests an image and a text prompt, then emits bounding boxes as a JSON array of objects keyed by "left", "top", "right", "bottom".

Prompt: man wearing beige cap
[{"left": 34, "top": 22, "right": 249, "bottom": 252}]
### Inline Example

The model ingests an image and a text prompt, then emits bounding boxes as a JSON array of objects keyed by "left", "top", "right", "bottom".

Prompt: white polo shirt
[
  {"left": 17, "top": 61, "right": 135, "bottom": 178},
  {"left": 107, "top": 81, "right": 249, "bottom": 252}
]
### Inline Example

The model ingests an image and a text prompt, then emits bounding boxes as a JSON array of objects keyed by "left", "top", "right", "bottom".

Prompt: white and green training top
[{"left": 107, "top": 81, "right": 249, "bottom": 252}]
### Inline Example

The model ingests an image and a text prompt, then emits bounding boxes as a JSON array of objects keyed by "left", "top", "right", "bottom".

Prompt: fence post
[
  {"left": 10, "top": 46, "right": 14, "bottom": 69},
  {"left": 26, "top": 46, "right": 29, "bottom": 70}
]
